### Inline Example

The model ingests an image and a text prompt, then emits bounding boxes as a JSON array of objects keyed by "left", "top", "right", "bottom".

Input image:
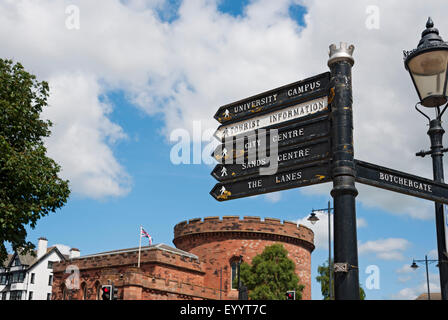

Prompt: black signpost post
[{"left": 327, "top": 43, "right": 360, "bottom": 300}]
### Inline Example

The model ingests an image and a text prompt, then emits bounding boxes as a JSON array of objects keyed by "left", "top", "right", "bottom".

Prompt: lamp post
[
  {"left": 404, "top": 17, "right": 448, "bottom": 300},
  {"left": 410, "top": 255, "right": 439, "bottom": 300},
  {"left": 308, "top": 200, "right": 334, "bottom": 299}
]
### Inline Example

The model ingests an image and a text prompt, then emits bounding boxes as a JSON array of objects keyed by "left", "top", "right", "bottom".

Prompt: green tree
[
  {"left": 316, "top": 260, "right": 366, "bottom": 300},
  {"left": 0, "top": 59, "right": 70, "bottom": 263},
  {"left": 236, "top": 243, "right": 305, "bottom": 300}
]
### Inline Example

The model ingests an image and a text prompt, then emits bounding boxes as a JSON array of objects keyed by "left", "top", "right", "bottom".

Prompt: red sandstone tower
[{"left": 173, "top": 216, "right": 315, "bottom": 300}]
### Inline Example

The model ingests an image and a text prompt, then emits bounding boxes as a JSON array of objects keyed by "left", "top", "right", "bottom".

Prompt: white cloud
[
  {"left": 396, "top": 264, "right": 417, "bottom": 283},
  {"left": 296, "top": 211, "right": 366, "bottom": 250},
  {"left": 396, "top": 264, "right": 414, "bottom": 274},
  {"left": 392, "top": 272, "right": 440, "bottom": 300},
  {"left": 53, "top": 244, "right": 71, "bottom": 256},
  {"left": 392, "top": 287, "right": 419, "bottom": 300},
  {"left": 264, "top": 192, "right": 282, "bottom": 203},
  {"left": 428, "top": 249, "right": 439, "bottom": 260},
  {"left": 42, "top": 73, "right": 131, "bottom": 199},
  {"left": 2, "top": 0, "right": 448, "bottom": 210},
  {"left": 296, "top": 211, "right": 330, "bottom": 250},
  {"left": 359, "top": 238, "right": 411, "bottom": 261},
  {"left": 357, "top": 217, "right": 368, "bottom": 228},
  {"left": 397, "top": 276, "right": 412, "bottom": 283}
]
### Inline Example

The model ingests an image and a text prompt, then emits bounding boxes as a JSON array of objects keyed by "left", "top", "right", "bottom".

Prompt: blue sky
[{"left": 2, "top": 0, "right": 448, "bottom": 300}]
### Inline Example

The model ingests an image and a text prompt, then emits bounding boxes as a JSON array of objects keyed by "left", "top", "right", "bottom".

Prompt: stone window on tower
[{"left": 230, "top": 257, "right": 241, "bottom": 290}]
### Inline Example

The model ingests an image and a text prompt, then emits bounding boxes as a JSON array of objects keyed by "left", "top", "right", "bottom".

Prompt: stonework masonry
[
  {"left": 51, "top": 216, "right": 314, "bottom": 300},
  {"left": 173, "top": 216, "right": 314, "bottom": 300}
]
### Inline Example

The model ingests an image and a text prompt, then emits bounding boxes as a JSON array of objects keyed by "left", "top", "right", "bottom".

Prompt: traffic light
[
  {"left": 112, "top": 284, "right": 119, "bottom": 300},
  {"left": 286, "top": 290, "right": 295, "bottom": 300},
  {"left": 101, "top": 285, "right": 112, "bottom": 300}
]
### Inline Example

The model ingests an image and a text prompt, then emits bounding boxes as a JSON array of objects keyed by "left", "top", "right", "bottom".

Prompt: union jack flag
[{"left": 141, "top": 228, "right": 152, "bottom": 245}]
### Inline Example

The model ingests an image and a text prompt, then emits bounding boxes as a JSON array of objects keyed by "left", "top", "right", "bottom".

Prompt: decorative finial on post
[
  {"left": 328, "top": 42, "right": 355, "bottom": 67},
  {"left": 418, "top": 17, "right": 443, "bottom": 48}
]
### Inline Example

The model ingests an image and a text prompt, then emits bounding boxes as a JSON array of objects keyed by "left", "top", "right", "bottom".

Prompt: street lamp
[
  {"left": 404, "top": 17, "right": 448, "bottom": 108},
  {"left": 404, "top": 17, "right": 448, "bottom": 300},
  {"left": 307, "top": 200, "right": 333, "bottom": 300},
  {"left": 307, "top": 212, "right": 319, "bottom": 225},
  {"left": 410, "top": 255, "right": 439, "bottom": 300}
]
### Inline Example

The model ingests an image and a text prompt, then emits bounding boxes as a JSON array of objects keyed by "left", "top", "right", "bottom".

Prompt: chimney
[
  {"left": 69, "top": 248, "right": 80, "bottom": 259},
  {"left": 37, "top": 237, "right": 48, "bottom": 259}
]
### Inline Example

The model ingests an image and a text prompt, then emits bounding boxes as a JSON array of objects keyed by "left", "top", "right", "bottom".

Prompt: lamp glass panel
[{"left": 408, "top": 50, "right": 448, "bottom": 101}]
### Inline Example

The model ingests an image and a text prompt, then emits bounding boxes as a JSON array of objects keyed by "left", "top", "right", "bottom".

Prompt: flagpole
[{"left": 138, "top": 225, "right": 142, "bottom": 268}]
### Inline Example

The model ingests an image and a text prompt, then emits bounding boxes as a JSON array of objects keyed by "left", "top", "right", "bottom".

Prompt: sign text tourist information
[
  {"left": 214, "top": 96, "right": 329, "bottom": 140},
  {"left": 214, "top": 72, "right": 330, "bottom": 125},
  {"left": 355, "top": 159, "right": 448, "bottom": 204}
]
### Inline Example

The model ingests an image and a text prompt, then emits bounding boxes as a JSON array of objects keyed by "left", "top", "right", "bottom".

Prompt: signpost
[{"left": 209, "top": 42, "right": 448, "bottom": 300}]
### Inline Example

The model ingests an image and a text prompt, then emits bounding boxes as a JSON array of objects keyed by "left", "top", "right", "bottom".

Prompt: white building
[{"left": 0, "top": 237, "right": 80, "bottom": 300}]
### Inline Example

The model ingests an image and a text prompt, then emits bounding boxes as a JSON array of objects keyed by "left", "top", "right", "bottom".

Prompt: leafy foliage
[
  {"left": 237, "top": 243, "right": 304, "bottom": 300},
  {"left": 0, "top": 59, "right": 70, "bottom": 263}
]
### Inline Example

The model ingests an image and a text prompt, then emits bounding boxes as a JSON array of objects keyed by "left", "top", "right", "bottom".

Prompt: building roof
[
  {"left": 77, "top": 243, "right": 198, "bottom": 260},
  {"left": 2, "top": 251, "right": 37, "bottom": 268},
  {"left": 2, "top": 246, "right": 67, "bottom": 271},
  {"left": 415, "top": 292, "right": 442, "bottom": 300},
  {"left": 2, "top": 254, "right": 13, "bottom": 268},
  {"left": 17, "top": 251, "right": 38, "bottom": 266}
]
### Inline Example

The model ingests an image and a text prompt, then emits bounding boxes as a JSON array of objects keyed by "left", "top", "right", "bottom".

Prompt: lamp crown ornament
[
  {"left": 419, "top": 17, "right": 444, "bottom": 47},
  {"left": 404, "top": 17, "right": 448, "bottom": 60}
]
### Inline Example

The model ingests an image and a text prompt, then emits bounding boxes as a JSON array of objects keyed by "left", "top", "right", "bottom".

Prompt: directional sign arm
[
  {"left": 211, "top": 115, "right": 330, "bottom": 163},
  {"left": 210, "top": 162, "right": 331, "bottom": 201},
  {"left": 354, "top": 159, "right": 448, "bottom": 204},
  {"left": 214, "top": 72, "right": 330, "bottom": 125},
  {"left": 211, "top": 138, "right": 331, "bottom": 182},
  {"left": 214, "top": 96, "right": 329, "bottom": 140}
]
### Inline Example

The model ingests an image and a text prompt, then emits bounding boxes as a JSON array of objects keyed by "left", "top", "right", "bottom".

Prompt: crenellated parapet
[{"left": 173, "top": 216, "right": 314, "bottom": 251}]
